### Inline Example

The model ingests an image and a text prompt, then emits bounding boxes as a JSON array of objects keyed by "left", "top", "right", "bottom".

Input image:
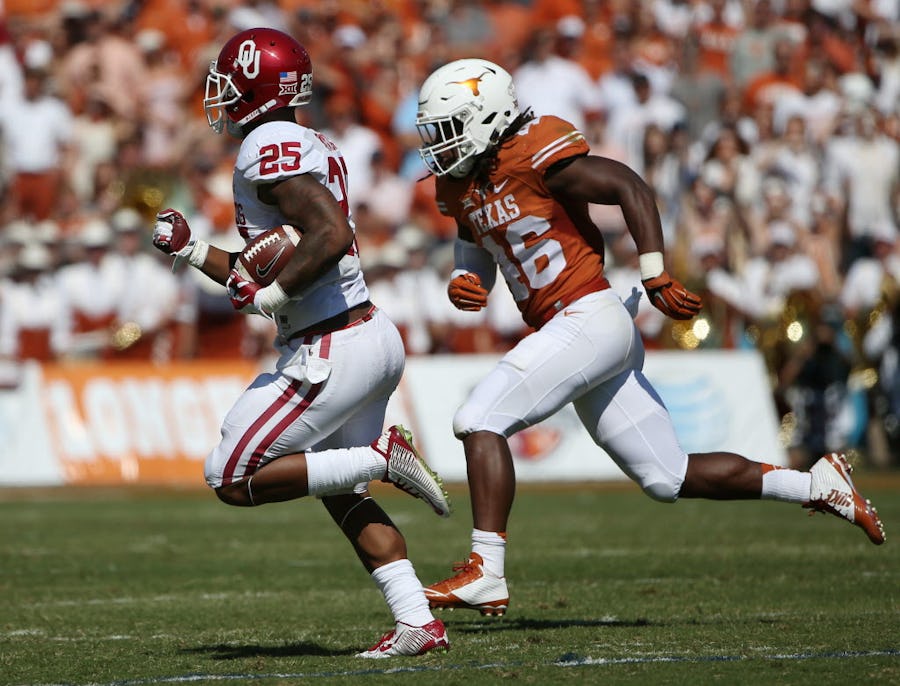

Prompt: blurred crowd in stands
[{"left": 0, "top": 0, "right": 898, "bottom": 467}]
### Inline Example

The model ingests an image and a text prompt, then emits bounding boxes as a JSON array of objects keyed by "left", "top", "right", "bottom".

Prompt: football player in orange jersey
[{"left": 415, "top": 58, "right": 885, "bottom": 617}]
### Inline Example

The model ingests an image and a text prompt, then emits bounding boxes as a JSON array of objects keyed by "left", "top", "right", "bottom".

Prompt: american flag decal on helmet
[{"left": 279, "top": 70, "right": 298, "bottom": 95}]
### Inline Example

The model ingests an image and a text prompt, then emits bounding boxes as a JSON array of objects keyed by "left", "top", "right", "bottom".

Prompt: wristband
[
  {"left": 639, "top": 252, "right": 664, "bottom": 280},
  {"left": 257, "top": 280, "right": 290, "bottom": 313},
  {"left": 187, "top": 239, "right": 209, "bottom": 268},
  {"left": 171, "top": 239, "right": 209, "bottom": 273}
]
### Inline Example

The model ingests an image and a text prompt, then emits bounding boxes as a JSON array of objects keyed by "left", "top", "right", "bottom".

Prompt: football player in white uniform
[{"left": 150, "top": 28, "right": 449, "bottom": 658}]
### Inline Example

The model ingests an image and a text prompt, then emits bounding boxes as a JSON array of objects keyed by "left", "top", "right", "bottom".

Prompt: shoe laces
[{"left": 451, "top": 557, "right": 478, "bottom": 574}]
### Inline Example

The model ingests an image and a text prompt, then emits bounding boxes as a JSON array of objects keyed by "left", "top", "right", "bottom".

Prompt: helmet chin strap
[{"left": 225, "top": 118, "right": 244, "bottom": 137}]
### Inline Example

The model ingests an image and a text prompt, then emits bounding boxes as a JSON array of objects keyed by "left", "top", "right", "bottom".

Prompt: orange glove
[
  {"left": 642, "top": 271, "right": 702, "bottom": 320},
  {"left": 448, "top": 272, "right": 488, "bottom": 311}
]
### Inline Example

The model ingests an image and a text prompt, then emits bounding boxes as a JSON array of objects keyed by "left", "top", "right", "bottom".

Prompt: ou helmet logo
[{"left": 236, "top": 39, "right": 260, "bottom": 79}]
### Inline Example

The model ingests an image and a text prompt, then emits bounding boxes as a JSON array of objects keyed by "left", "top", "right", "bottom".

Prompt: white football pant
[
  {"left": 453, "top": 289, "right": 688, "bottom": 501},
  {"left": 205, "top": 309, "right": 405, "bottom": 489}
]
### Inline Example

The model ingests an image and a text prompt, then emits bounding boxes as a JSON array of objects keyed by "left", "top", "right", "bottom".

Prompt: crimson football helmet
[{"left": 204, "top": 27, "right": 313, "bottom": 135}]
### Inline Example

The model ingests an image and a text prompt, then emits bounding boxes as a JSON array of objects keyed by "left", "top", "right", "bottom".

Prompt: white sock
[
  {"left": 472, "top": 528, "right": 506, "bottom": 578},
  {"left": 304, "top": 446, "right": 386, "bottom": 496},
  {"left": 760, "top": 466, "right": 812, "bottom": 503},
  {"left": 371, "top": 558, "right": 434, "bottom": 627}
]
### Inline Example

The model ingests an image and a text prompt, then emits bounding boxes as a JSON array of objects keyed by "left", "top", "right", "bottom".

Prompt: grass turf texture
[{"left": 2, "top": 479, "right": 898, "bottom": 685}]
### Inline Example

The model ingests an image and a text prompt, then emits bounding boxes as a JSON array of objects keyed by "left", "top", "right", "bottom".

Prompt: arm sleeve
[{"left": 452, "top": 238, "right": 497, "bottom": 293}]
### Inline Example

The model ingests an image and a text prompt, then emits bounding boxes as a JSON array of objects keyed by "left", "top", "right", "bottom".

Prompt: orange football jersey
[{"left": 435, "top": 116, "right": 609, "bottom": 329}]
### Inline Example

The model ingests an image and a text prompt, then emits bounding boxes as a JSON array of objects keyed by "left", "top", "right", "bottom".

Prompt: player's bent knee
[
  {"left": 640, "top": 478, "right": 681, "bottom": 503},
  {"left": 215, "top": 482, "right": 253, "bottom": 507},
  {"left": 453, "top": 403, "right": 483, "bottom": 438}
]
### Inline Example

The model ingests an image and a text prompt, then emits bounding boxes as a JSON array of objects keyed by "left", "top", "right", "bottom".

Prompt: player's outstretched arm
[
  {"left": 152, "top": 208, "right": 237, "bottom": 285},
  {"left": 545, "top": 155, "right": 664, "bottom": 255},
  {"left": 545, "top": 155, "right": 701, "bottom": 319}
]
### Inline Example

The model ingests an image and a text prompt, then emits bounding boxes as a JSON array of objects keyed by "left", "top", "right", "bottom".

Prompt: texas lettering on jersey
[
  {"left": 466, "top": 194, "right": 521, "bottom": 233},
  {"left": 435, "top": 115, "right": 609, "bottom": 329}
]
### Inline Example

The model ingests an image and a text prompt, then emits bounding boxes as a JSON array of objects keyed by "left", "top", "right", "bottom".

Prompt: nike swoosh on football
[
  {"left": 255, "top": 246, "right": 287, "bottom": 278},
  {"left": 492, "top": 179, "right": 509, "bottom": 194}
]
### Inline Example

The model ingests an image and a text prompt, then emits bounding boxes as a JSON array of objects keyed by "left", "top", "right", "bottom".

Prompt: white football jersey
[{"left": 233, "top": 120, "right": 369, "bottom": 338}]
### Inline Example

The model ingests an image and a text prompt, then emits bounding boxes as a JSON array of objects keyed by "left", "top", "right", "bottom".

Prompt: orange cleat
[
  {"left": 805, "top": 452, "right": 885, "bottom": 545},
  {"left": 425, "top": 553, "right": 509, "bottom": 616}
]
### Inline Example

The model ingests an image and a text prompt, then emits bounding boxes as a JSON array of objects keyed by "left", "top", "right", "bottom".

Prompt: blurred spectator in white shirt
[
  {"left": 597, "top": 39, "right": 637, "bottom": 118},
  {"left": 513, "top": 22, "right": 603, "bottom": 133},
  {"left": 136, "top": 29, "right": 190, "bottom": 169},
  {"left": 54, "top": 218, "right": 121, "bottom": 358},
  {"left": 699, "top": 123, "right": 761, "bottom": 211},
  {"left": 69, "top": 91, "right": 119, "bottom": 204},
  {"left": 653, "top": 0, "right": 694, "bottom": 41},
  {"left": 391, "top": 226, "right": 448, "bottom": 355},
  {"left": 606, "top": 72, "right": 686, "bottom": 175},
  {"left": 321, "top": 95, "right": 382, "bottom": 215},
  {"left": 772, "top": 58, "right": 842, "bottom": 146},
  {"left": 354, "top": 150, "right": 414, "bottom": 232},
  {"left": 754, "top": 114, "right": 821, "bottom": 226},
  {"left": 824, "top": 107, "right": 900, "bottom": 266},
  {"left": 707, "top": 222, "right": 820, "bottom": 322},
  {"left": 0, "top": 242, "right": 68, "bottom": 361},
  {"left": 106, "top": 207, "right": 181, "bottom": 360},
  {"left": 0, "top": 66, "right": 73, "bottom": 223}
]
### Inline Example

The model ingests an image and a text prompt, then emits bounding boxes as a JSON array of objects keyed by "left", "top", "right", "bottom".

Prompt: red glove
[
  {"left": 152, "top": 208, "right": 193, "bottom": 255},
  {"left": 448, "top": 272, "right": 488, "bottom": 311},
  {"left": 642, "top": 271, "right": 703, "bottom": 320},
  {"left": 226, "top": 268, "right": 264, "bottom": 314}
]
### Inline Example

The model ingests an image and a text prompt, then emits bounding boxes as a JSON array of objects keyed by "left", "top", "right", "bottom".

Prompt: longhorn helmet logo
[
  {"left": 448, "top": 68, "right": 495, "bottom": 96},
  {"left": 236, "top": 39, "right": 261, "bottom": 79}
]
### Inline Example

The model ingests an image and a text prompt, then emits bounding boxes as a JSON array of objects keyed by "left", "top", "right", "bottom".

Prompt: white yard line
[{"left": 18, "top": 648, "right": 900, "bottom": 686}]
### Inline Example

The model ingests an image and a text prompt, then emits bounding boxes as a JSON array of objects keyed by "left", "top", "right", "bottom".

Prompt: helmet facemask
[
  {"left": 416, "top": 106, "right": 482, "bottom": 178},
  {"left": 204, "top": 64, "right": 243, "bottom": 134},
  {"left": 416, "top": 59, "right": 520, "bottom": 178}
]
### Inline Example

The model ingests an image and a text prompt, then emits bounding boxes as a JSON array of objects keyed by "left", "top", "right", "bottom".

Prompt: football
[{"left": 236, "top": 224, "right": 302, "bottom": 286}]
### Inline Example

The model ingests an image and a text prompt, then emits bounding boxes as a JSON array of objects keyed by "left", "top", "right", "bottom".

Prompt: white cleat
[
  {"left": 805, "top": 452, "right": 885, "bottom": 545},
  {"left": 372, "top": 425, "right": 452, "bottom": 518},
  {"left": 356, "top": 619, "right": 450, "bottom": 658},
  {"left": 425, "top": 552, "right": 510, "bottom": 616}
]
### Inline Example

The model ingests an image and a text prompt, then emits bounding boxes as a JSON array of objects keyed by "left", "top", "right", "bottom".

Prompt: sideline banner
[
  {"left": 0, "top": 351, "right": 785, "bottom": 486},
  {"left": 40, "top": 361, "right": 257, "bottom": 486}
]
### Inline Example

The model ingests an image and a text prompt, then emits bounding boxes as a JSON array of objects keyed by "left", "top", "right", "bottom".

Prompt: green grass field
[{"left": 2, "top": 477, "right": 898, "bottom": 686}]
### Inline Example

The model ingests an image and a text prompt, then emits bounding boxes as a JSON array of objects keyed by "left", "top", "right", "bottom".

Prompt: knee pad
[
  {"left": 452, "top": 402, "right": 482, "bottom": 438},
  {"left": 639, "top": 475, "right": 682, "bottom": 503}
]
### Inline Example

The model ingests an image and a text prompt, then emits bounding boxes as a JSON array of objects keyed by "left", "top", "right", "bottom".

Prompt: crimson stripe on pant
[
  {"left": 243, "top": 382, "right": 324, "bottom": 475},
  {"left": 221, "top": 378, "right": 302, "bottom": 485},
  {"left": 221, "top": 334, "right": 334, "bottom": 485}
]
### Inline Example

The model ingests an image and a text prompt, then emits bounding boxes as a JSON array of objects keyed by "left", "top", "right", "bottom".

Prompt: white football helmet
[{"left": 416, "top": 59, "right": 520, "bottom": 178}]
